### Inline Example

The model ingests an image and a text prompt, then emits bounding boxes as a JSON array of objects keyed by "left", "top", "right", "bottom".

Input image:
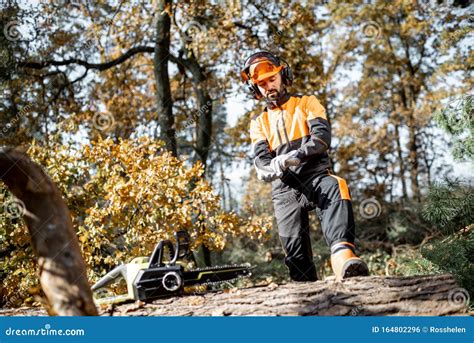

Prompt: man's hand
[
  {"left": 254, "top": 158, "right": 281, "bottom": 182},
  {"left": 254, "top": 151, "right": 300, "bottom": 183},
  {"left": 270, "top": 150, "right": 301, "bottom": 175}
]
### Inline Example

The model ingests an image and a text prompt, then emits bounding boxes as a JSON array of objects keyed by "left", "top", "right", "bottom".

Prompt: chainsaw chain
[
  {"left": 199, "top": 272, "right": 252, "bottom": 287},
  {"left": 186, "top": 263, "right": 252, "bottom": 287},
  {"left": 188, "top": 262, "right": 252, "bottom": 273}
]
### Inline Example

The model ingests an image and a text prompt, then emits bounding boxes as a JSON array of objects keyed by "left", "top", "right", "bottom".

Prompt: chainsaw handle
[
  {"left": 149, "top": 239, "right": 175, "bottom": 268},
  {"left": 173, "top": 230, "right": 190, "bottom": 261},
  {"left": 91, "top": 264, "right": 126, "bottom": 291},
  {"left": 149, "top": 231, "right": 192, "bottom": 268}
]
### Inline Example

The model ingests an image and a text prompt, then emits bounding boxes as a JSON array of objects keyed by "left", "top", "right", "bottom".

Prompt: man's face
[{"left": 256, "top": 72, "right": 283, "bottom": 101}]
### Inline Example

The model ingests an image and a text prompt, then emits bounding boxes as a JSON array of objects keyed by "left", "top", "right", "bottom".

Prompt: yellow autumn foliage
[{"left": 0, "top": 137, "right": 272, "bottom": 306}]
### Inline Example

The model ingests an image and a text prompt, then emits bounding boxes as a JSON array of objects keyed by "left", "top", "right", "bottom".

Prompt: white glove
[
  {"left": 254, "top": 158, "right": 281, "bottom": 182},
  {"left": 269, "top": 150, "right": 301, "bottom": 176}
]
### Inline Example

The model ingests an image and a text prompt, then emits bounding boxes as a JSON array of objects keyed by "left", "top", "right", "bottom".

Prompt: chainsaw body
[{"left": 92, "top": 231, "right": 251, "bottom": 304}]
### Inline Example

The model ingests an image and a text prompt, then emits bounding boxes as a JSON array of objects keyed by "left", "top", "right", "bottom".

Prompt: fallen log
[
  {"left": 108, "top": 273, "right": 470, "bottom": 316},
  {"left": 0, "top": 147, "right": 97, "bottom": 316},
  {"left": 0, "top": 274, "right": 470, "bottom": 316}
]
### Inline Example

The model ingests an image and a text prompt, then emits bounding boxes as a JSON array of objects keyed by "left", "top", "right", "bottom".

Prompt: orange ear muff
[{"left": 241, "top": 70, "right": 250, "bottom": 82}]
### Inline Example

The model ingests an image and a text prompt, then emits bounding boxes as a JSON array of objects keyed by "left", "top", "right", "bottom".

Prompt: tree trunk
[
  {"left": 176, "top": 48, "right": 213, "bottom": 169},
  {"left": 0, "top": 147, "right": 98, "bottom": 316},
  {"left": 394, "top": 124, "right": 408, "bottom": 200},
  {"left": 111, "top": 274, "right": 470, "bottom": 316},
  {"left": 407, "top": 121, "right": 421, "bottom": 202},
  {"left": 176, "top": 48, "right": 213, "bottom": 266},
  {"left": 189, "top": 57, "right": 213, "bottom": 267},
  {"left": 154, "top": 0, "right": 177, "bottom": 156},
  {"left": 194, "top": 88, "right": 213, "bottom": 166}
]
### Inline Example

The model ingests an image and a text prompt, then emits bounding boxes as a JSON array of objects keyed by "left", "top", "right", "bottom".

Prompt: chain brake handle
[{"left": 148, "top": 231, "right": 191, "bottom": 268}]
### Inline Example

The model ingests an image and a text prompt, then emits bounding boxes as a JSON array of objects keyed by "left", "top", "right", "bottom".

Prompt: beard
[
  {"left": 264, "top": 84, "right": 289, "bottom": 109},
  {"left": 266, "top": 88, "right": 283, "bottom": 102},
  {"left": 266, "top": 88, "right": 282, "bottom": 101}
]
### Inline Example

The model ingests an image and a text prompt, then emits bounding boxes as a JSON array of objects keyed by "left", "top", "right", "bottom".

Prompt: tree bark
[
  {"left": 175, "top": 48, "right": 213, "bottom": 169},
  {"left": 407, "top": 119, "right": 421, "bottom": 202},
  {"left": 1, "top": 274, "right": 470, "bottom": 316},
  {"left": 0, "top": 147, "right": 98, "bottom": 316},
  {"left": 175, "top": 47, "right": 213, "bottom": 266},
  {"left": 109, "top": 274, "right": 469, "bottom": 316},
  {"left": 154, "top": 0, "right": 177, "bottom": 156}
]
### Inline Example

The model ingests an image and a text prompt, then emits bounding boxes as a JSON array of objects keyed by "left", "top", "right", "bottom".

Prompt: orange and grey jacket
[{"left": 250, "top": 94, "right": 332, "bottom": 189}]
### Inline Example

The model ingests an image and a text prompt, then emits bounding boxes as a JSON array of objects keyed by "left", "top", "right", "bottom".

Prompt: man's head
[{"left": 240, "top": 51, "right": 293, "bottom": 105}]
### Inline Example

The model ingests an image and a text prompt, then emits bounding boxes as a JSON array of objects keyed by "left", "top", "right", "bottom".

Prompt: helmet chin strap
[{"left": 265, "top": 87, "right": 290, "bottom": 110}]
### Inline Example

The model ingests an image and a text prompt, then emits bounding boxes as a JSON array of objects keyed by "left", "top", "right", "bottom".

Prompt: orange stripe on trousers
[{"left": 328, "top": 173, "right": 351, "bottom": 201}]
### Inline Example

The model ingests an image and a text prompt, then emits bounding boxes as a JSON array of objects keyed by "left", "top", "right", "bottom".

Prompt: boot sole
[{"left": 342, "top": 259, "right": 369, "bottom": 279}]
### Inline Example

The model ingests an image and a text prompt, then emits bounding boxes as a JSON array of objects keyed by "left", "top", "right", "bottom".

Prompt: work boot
[{"left": 330, "top": 242, "right": 369, "bottom": 281}]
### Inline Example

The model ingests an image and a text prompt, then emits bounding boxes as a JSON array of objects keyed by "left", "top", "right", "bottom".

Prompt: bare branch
[{"left": 22, "top": 45, "right": 155, "bottom": 71}]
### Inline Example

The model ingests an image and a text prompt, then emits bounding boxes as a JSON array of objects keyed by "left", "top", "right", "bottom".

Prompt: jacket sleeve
[
  {"left": 294, "top": 95, "right": 331, "bottom": 162},
  {"left": 250, "top": 115, "right": 273, "bottom": 167}
]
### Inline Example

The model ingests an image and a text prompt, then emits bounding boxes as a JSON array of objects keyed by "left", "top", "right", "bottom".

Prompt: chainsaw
[{"left": 91, "top": 231, "right": 252, "bottom": 304}]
